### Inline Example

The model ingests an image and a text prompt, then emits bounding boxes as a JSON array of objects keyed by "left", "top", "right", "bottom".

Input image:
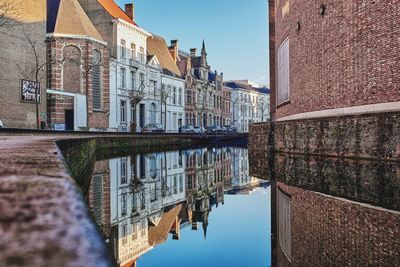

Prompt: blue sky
[{"left": 116, "top": 0, "right": 270, "bottom": 86}]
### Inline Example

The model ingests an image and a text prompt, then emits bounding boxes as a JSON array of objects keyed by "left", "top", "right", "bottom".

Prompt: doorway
[{"left": 65, "top": 109, "right": 74, "bottom": 130}]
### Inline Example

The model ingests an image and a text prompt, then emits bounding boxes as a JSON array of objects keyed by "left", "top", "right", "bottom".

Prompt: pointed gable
[
  {"left": 97, "top": 0, "right": 138, "bottom": 26},
  {"left": 147, "top": 35, "right": 181, "bottom": 77},
  {"left": 49, "top": 0, "right": 103, "bottom": 42}
]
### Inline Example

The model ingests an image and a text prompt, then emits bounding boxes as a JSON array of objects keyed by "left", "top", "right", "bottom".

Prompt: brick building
[
  {"left": 46, "top": 0, "right": 109, "bottom": 131},
  {"left": 268, "top": 0, "right": 400, "bottom": 159},
  {"left": 0, "top": 0, "right": 47, "bottom": 129},
  {"left": 177, "top": 42, "right": 224, "bottom": 128},
  {"left": 270, "top": 0, "right": 400, "bottom": 122}
]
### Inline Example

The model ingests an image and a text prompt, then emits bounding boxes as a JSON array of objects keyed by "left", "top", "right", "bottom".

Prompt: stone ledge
[{"left": 0, "top": 136, "right": 113, "bottom": 267}]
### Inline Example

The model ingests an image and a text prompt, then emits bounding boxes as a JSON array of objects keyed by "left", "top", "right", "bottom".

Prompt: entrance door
[{"left": 65, "top": 110, "right": 74, "bottom": 131}]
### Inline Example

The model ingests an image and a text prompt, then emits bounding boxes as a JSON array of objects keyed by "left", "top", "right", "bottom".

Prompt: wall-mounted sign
[
  {"left": 54, "top": 124, "right": 66, "bottom": 131},
  {"left": 21, "top": 80, "right": 40, "bottom": 103}
]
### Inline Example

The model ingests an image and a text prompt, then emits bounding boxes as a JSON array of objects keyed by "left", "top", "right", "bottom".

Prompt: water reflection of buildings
[
  {"left": 271, "top": 154, "right": 400, "bottom": 266},
  {"left": 87, "top": 147, "right": 265, "bottom": 266}
]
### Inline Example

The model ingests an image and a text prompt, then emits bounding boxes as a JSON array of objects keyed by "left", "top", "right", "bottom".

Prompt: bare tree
[
  {"left": 17, "top": 30, "right": 47, "bottom": 129},
  {"left": 0, "top": 0, "right": 19, "bottom": 28},
  {"left": 160, "top": 84, "right": 170, "bottom": 132},
  {"left": 129, "top": 76, "right": 146, "bottom": 133},
  {"left": 258, "top": 100, "right": 270, "bottom": 122}
]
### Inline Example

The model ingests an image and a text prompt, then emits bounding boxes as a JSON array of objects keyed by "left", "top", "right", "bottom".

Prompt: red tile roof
[{"left": 97, "top": 0, "right": 138, "bottom": 26}]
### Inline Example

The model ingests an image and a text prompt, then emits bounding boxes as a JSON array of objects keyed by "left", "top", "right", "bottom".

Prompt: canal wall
[
  {"left": 249, "top": 112, "right": 400, "bottom": 161},
  {"left": 0, "top": 133, "right": 247, "bottom": 267}
]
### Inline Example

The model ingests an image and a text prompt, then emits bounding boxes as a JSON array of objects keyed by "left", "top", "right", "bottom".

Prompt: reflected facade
[
  {"left": 87, "top": 147, "right": 268, "bottom": 267},
  {"left": 271, "top": 154, "right": 400, "bottom": 266}
]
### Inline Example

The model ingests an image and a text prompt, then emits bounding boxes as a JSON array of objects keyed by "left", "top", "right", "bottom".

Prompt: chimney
[
  {"left": 190, "top": 48, "right": 197, "bottom": 58},
  {"left": 125, "top": 3, "right": 134, "bottom": 21},
  {"left": 169, "top": 39, "right": 179, "bottom": 63}
]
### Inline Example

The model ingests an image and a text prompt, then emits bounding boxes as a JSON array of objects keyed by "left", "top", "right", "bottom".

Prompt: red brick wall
[
  {"left": 276, "top": 183, "right": 400, "bottom": 266},
  {"left": 47, "top": 37, "right": 110, "bottom": 130},
  {"left": 271, "top": 0, "right": 400, "bottom": 120}
]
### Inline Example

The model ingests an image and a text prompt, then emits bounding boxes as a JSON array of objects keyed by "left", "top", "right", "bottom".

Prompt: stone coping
[{"left": 0, "top": 136, "right": 112, "bottom": 267}]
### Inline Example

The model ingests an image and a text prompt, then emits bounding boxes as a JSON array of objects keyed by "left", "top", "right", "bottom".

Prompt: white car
[
  {"left": 0, "top": 119, "right": 3, "bottom": 128},
  {"left": 193, "top": 126, "right": 205, "bottom": 134}
]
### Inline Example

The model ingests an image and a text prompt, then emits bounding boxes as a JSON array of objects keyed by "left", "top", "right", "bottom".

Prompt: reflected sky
[{"left": 87, "top": 146, "right": 271, "bottom": 267}]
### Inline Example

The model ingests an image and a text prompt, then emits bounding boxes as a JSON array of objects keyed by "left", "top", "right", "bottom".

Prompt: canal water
[{"left": 85, "top": 146, "right": 400, "bottom": 267}]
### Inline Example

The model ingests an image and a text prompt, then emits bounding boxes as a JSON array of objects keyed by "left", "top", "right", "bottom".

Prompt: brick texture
[
  {"left": 47, "top": 37, "right": 110, "bottom": 130},
  {"left": 270, "top": 0, "right": 400, "bottom": 120}
]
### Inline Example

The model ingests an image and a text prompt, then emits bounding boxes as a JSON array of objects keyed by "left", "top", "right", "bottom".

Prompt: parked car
[
  {"left": 0, "top": 119, "right": 3, "bottom": 128},
  {"left": 193, "top": 126, "right": 206, "bottom": 134},
  {"left": 179, "top": 125, "right": 195, "bottom": 133},
  {"left": 206, "top": 125, "right": 222, "bottom": 134},
  {"left": 142, "top": 124, "right": 164, "bottom": 133}
]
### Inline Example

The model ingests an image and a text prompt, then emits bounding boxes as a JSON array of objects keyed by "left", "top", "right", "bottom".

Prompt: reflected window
[
  {"left": 120, "top": 158, "right": 127, "bottom": 184},
  {"left": 278, "top": 189, "right": 291, "bottom": 261},
  {"left": 121, "top": 193, "right": 127, "bottom": 216},
  {"left": 121, "top": 223, "right": 127, "bottom": 244}
]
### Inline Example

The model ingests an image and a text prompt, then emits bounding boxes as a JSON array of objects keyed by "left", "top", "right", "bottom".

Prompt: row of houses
[
  {"left": 0, "top": 0, "right": 270, "bottom": 133},
  {"left": 88, "top": 147, "right": 266, "bottom": 266}
]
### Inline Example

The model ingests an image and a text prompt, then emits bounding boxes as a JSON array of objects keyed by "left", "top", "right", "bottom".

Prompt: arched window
[
  {"left": 92, "top": 50, "right": 102, "bottom": 110},
  {"left": 63, "top": 45, "right": 81, "bottom": 93}
]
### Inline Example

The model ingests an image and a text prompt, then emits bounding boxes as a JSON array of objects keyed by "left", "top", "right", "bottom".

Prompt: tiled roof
[
  {"left": 48, "top": 0, "right": 103, "bottom": 42},
  {"left": 97, "top": 0, "right": 138, "bottom": 26},
  {"left": 148, "top": 205, "right": 182, "bottom": 246},
  {"left": 147, "top": 35, "right": 181, "bottom": 77}
]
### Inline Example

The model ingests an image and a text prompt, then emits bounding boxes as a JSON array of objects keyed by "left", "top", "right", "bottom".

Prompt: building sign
[
  {"left": 21, "top": 80, "right": 40, "bottom": 103},
  {"left": 54, "top": 124, "right": 66, "bottom": 131}
]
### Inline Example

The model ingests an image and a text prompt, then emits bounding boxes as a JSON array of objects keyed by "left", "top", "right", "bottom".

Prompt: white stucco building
[{"left": 224, "top": 81, "right": 270, "bottom": 133}]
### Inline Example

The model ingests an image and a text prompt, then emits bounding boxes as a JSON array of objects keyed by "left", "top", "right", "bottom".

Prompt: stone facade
[
  {"left": 270, "top": 0, "right": 400, "bottom": 121},
  {"left": 0, "top": 0, "right": 47, "bottom": 129},
  {"left": 249, "top": 112, "right": 400, "bottom": 161}
]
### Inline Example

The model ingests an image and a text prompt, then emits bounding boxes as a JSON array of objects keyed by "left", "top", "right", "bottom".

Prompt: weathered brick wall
[
  {"left": 275, "top": 112, "right": 400, "bottom": 161},
  {"left": 276, "top": 183, "right": 400, "bottom": 266},
  {"left": 248, "top": 122, "right": 270, "bottom": 151},
  {"left": 47, "top": 37, "right": 110, "bottom": 130},
  {"left": 271, "top": 0, "right": 400, "bottom": 119},
  {"left": 0, "top": 0, "right": 47, "bottom": 128}
]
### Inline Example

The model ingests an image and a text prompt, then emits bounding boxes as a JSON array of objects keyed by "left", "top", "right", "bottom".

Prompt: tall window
[
  {"left": 131, "top": 71, "right": 135, "bottom": 90},
  {"left": 121, "top": 68, "right": 126, "bottom": 88},
  {"left": 277, "top": 37, "right": 290, "bottom": 105},
  {"left": 140, "top": 73, "right": 145, "bottom": 88},
  {"left": 120, "top": 100, "right": 127, "bottom": 122},
  {"left": 150, "top": 81, "right": 156, "bottom": 97},
  {"left": 140, "top": 47, "right": 145, "bottom": 63},
  {"left": 173, "top": 87, "right": 177, "bottom": 105},
  {"left": 92, "top": 51, "right": 102, "bottom": 110},
  {"left": 131, "top": 43, "right": 136, "bottom": 60},
  {"left": 121, "top": 39, "right": 126, "bottom": 59},
  {"left": 178, "top": 88, "right": 182, "bottom": 105}
]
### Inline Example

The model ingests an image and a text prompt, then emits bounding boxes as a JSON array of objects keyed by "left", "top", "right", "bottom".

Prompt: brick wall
[
  {"left": 275, "top": 112, "right": 400, "bottom": 161},
  {"left": 0, "top": 0, "right": 47, "bottom": 128},
  {"left": 270, "top": 0, "right": 400, "bottom": 120},
  {"left": 275, "top": 183, "right": 400, "bottom": 266},
  {"left": 248, "top": 122, "right": 271, "bottom": 151},
  {"left": 248, "top": 112, "right": 400, "bottom": 161},
  {"left": 47, "top": 37, "right": 110, "bottom": 130}
]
